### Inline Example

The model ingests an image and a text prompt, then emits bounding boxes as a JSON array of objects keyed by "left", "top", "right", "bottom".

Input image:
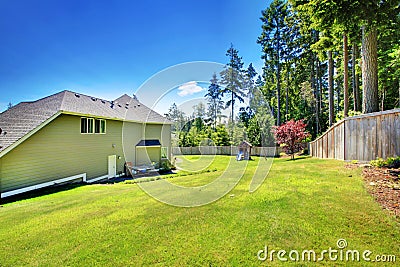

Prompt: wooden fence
[
  {"left": 310, "top": 109, "right": 400, "bottom": 161},
  {"left": 172, "top": 146, "right": 282, "bottom": 157}
]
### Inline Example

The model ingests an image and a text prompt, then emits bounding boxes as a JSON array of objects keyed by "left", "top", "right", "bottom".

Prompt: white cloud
[{"left": 177, "top": 81, "right": 205, "bottom": 97}]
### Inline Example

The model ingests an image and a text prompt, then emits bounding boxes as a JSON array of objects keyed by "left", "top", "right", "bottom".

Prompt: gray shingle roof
[{"left": 0, "top": 90, "right": 169, "bottom": 154}]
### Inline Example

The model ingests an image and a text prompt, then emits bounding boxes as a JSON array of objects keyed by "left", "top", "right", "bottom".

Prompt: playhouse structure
[{"left": 237, "top": 141, "right": 252, "bottom": 160}]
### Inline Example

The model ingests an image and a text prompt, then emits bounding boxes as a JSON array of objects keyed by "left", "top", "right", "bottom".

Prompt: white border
[
  {"left": 1, "top": 173, "right": 87, "bottom": 198},
  {"left": 1, "top": 172, "right": 126, "bottom": 198},
  {"left": 86, "top": 175, "right": 108, "bottom": 183}
]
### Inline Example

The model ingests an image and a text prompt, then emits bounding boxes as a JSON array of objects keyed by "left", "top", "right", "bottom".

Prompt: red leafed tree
[{"left": 273, "top": 119, "right": 310, "bottom": 160}]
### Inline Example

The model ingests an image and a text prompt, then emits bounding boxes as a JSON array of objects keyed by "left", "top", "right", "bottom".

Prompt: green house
[{"left": 0, "top": 91, "right": 171, "bottom": 198}]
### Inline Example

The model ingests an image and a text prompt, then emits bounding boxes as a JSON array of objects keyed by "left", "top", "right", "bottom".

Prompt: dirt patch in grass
[{"left": 355, "top": 164, "right": 400, "bottom": 218}]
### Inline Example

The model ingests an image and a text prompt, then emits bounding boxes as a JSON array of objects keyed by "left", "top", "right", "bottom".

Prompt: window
[
  {"left": 161, "top": 147, "right": 168, "bottom": 159},
  {"left": 81, "top": 118, "right": 88, "bottom": 133},
  {"left": 81, "top": 117, "right": 106, "bottom": 134},
  {"left": 100, "top": 120, "right": 106, "bottom": 133},
  {"left": 95, "top": 119, "right": 100, "bottom": 133},
  {"left": 95, "top": 119, "right": 106, "bottom": 134},
  {"left": 87, "top": 118, "right": 94, "bottom": 133}
]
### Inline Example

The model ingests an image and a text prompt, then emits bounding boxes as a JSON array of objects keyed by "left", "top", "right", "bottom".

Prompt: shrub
[
  {"left": 161, "top": 159, "right": 176, "bottom": 171},
  {"left": 386, "top": 157, "right": 400, "bottom": 168},
  {"left": 370, "top": 157, "right": 400, "bottom": 168},
  {"left": 370, "top": 158, "right": 386, "bottom": 167}
]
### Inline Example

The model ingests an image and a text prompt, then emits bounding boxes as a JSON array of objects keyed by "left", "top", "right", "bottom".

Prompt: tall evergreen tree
[
  {"left": 245, "top": 63, "right": 258, "bottom": 103},
  {"left": 376, "top": 5, "right": 400, "bottom": 110},
  {"left": 258, "top": 0, "right": 290, "bottom": 126},
  {"left": 192, "top": 102, "right": 206, "bottom": 132},
  {"left": 205, "top": 73, "right": 224, "bottom": 130},
  {"left": 165, "top": 103, "right": 185, "bottom": 132},
  {"left": 220, "top": 44, "right": 246, "bottom": 126},
  {"left": 345, "top": 0, "right": 398, "bottom": 113},
  {"left": 292, "top": 0, "right": 399, "bottom": 114},
  {"left": 352, "top": 40, "right": 361, "bottom": 112},
  {"left": 291, "top": 0, "right": 358, "bottom": 119}
]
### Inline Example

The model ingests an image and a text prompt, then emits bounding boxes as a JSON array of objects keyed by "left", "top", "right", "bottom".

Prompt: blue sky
[{"left": 0, "top": 0, "right": 272, "bottom": 114}]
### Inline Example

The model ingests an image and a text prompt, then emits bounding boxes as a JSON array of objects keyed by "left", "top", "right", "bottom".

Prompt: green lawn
[{"left": 0, "top": 156, "right": 399, "bottom": 266}]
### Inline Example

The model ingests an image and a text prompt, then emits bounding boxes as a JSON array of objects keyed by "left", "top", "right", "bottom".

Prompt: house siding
[
  {"left": 0, "top": 114, "right": 133, "bottom": 192},
  {"left": 162, "top": 124, "right": 172, "bottom": 160},
  {"left": 144, "top": 123, "right": 172, "bottom": 159},
  {"left": 0, "top": 157, "right": 3, "bottom": 192},
  {"left": 136, "top": 147, "right": 161, "bottom": 166},
  {"left": 122, "top": 122, "right": 143, "bottom": 164}
]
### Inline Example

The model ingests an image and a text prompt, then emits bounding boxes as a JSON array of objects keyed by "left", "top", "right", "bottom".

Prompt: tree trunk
[
  {"left": 277, "top": 64, "right": 281, "bottom": 126},
  {"left": 352, "top": 42, "right": 361, "bottom": 112},
  {"left": 311, "top": 55, "right": 319, "bottom": 134},
  {"left": 335, "top": 54, "right": 341, "bottom": 113},
  {"left": 231, "top": 93, "right": 234, "bottom": 123},
  {"left": 318, "top": 60, "right": 323, "bottom": 113},
  {"left": 328, "top": 50, "right": 334, "bottom": 126},
  {"left": 362, "top": 25, "right": 379, "bottom": 113},
  {"left": 316, "top": 59, "right": 321, "bottom": 111},
  {"left": 336, "top": 85, "right": 341, "bottom": 113},
  {"left": 276, "top": 22, "right": 281, "bottom": 126},
  {"left": 214, "top": 101, "right": 217, "bottom": 130},
  {"left": 285, "top": 64, "right": 289, "bottom": 122},
  {"left": 343, "top": 33, "right": 349, "bottom": 117}
]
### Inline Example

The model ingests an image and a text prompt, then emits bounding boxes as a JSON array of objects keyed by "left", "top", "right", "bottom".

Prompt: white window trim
[
  {"left": 81, "top": 117, "right": 106, "bottom": 134},
  {"left": 96, "top": 119, "right": 106, "bottom": 134},
  {"left": 80, "top": 117, "right": 90, "bottom": 134}
]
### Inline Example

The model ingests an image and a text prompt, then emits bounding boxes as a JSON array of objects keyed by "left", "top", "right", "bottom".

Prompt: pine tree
[
  {"left": 165, "top": 103, "right": 185, "bottom": 132},
  {"left": 246, "top": 63, "right": 257, "bottom": 99},
  {"left": 291, "top": 0, "right": 399, "bottom": 114},
  {"left": 258, "top": 0, "right": 291, "bottom": 126},
  {"left": 220, "top": 44, "right": 246, "bottom": 126},
  {"left": 205, "top": 73, "right": 224, "bottom": 130}
]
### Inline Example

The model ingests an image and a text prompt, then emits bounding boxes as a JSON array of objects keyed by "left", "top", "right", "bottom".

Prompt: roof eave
[
  {"left": 0, "top": 111, "right": 62, "bottom": 158},
  {"left": 60, "top": 111, "right": 172, "bottom": 125},
  {"left": 0, "top": 110, "right": 171, "bottom": 158}
]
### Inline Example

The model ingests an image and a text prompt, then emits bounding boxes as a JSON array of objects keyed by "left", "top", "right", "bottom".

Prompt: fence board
[
  {"left": 172, "top": 146, "right": 281, "bottom": 157},
  {"left": 310, "top": 109, "right": 400, "bottom": 161},
  {"left": 376, "top": 115, "right": 382, "bottom": 158},
  {"left": 395, "top": 113, "right": 400, "bottom": 157}
]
